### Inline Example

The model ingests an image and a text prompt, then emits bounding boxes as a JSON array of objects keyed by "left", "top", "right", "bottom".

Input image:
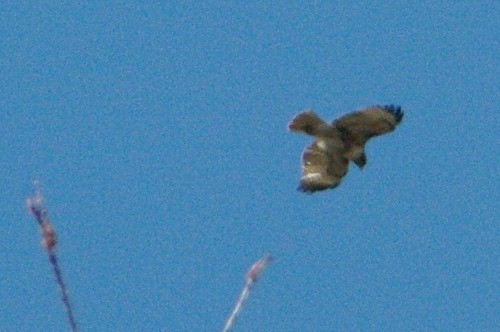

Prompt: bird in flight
[{"left": 288, "top": 105, "right": 404, "bottom": 193}]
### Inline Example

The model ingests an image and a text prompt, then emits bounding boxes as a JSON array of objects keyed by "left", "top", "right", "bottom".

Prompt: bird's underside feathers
[
  {"left": 298, "top": 140, "right": 348, "bottom": 193},
  {"left": 289, "top": 104, "right": 404, "bottom": 193}
]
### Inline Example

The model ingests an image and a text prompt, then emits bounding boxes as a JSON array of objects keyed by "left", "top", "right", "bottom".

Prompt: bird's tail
[{"left": 288, "top": 110, "right": 331, "bottom": 136}]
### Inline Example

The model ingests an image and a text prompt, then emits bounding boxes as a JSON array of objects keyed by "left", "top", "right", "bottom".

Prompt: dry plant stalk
[
  {"left": 26, "top": 185, "right": 78, "bottom": 332},
  {"left": 223, "top": 254, "right": 273, "bottom": 332}
]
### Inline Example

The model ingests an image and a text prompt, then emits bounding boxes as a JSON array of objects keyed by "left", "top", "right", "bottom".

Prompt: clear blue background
[{"left": 1, "top": 2, "right": 498, "bottom": 331}]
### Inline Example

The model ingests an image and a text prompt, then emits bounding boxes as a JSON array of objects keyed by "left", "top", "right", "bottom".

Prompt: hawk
[{"left": 288, "top": 105, "right": 404, "bottom": 193}]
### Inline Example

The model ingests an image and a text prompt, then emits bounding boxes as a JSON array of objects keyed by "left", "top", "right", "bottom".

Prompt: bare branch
[
  {"left": 26, "top": 183, "right": 78, "bottom": 332},
  {"left": 223, "top": 254, "right": 272, "bottom": 332}
]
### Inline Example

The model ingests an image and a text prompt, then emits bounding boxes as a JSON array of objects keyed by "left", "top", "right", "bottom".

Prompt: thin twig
[
  {"left": 26, "top": 183, "right": 78, "bottom": 332},
  {"left": 223, "top": 254, "right": 272, "bottom": 332}
]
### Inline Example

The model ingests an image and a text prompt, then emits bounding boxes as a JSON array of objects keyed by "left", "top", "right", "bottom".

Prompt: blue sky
[{"left": 1, "top": 2, "right": 498, "bottom": 331}]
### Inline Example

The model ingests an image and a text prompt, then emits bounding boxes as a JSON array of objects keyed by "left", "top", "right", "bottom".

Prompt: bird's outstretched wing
[
  {"left": 333, "top": 105, "right": 404, "bottom": 167},
  {"left": 333, "top": 105, "right": 403, "bottom": 144},
  {"left": 288, "top": 110, "right": 331, "bottom": 136},
  {"left": 298, "top": 140, "right": 348, "bottom": 193}
]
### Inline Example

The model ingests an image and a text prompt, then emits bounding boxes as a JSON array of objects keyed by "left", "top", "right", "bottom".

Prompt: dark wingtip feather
[
  {"left": 382, "top": 104, "right": 404, "bottom": 124},
  {"left": 297, "top": 184, "right": 313, "bottom": 194}
]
